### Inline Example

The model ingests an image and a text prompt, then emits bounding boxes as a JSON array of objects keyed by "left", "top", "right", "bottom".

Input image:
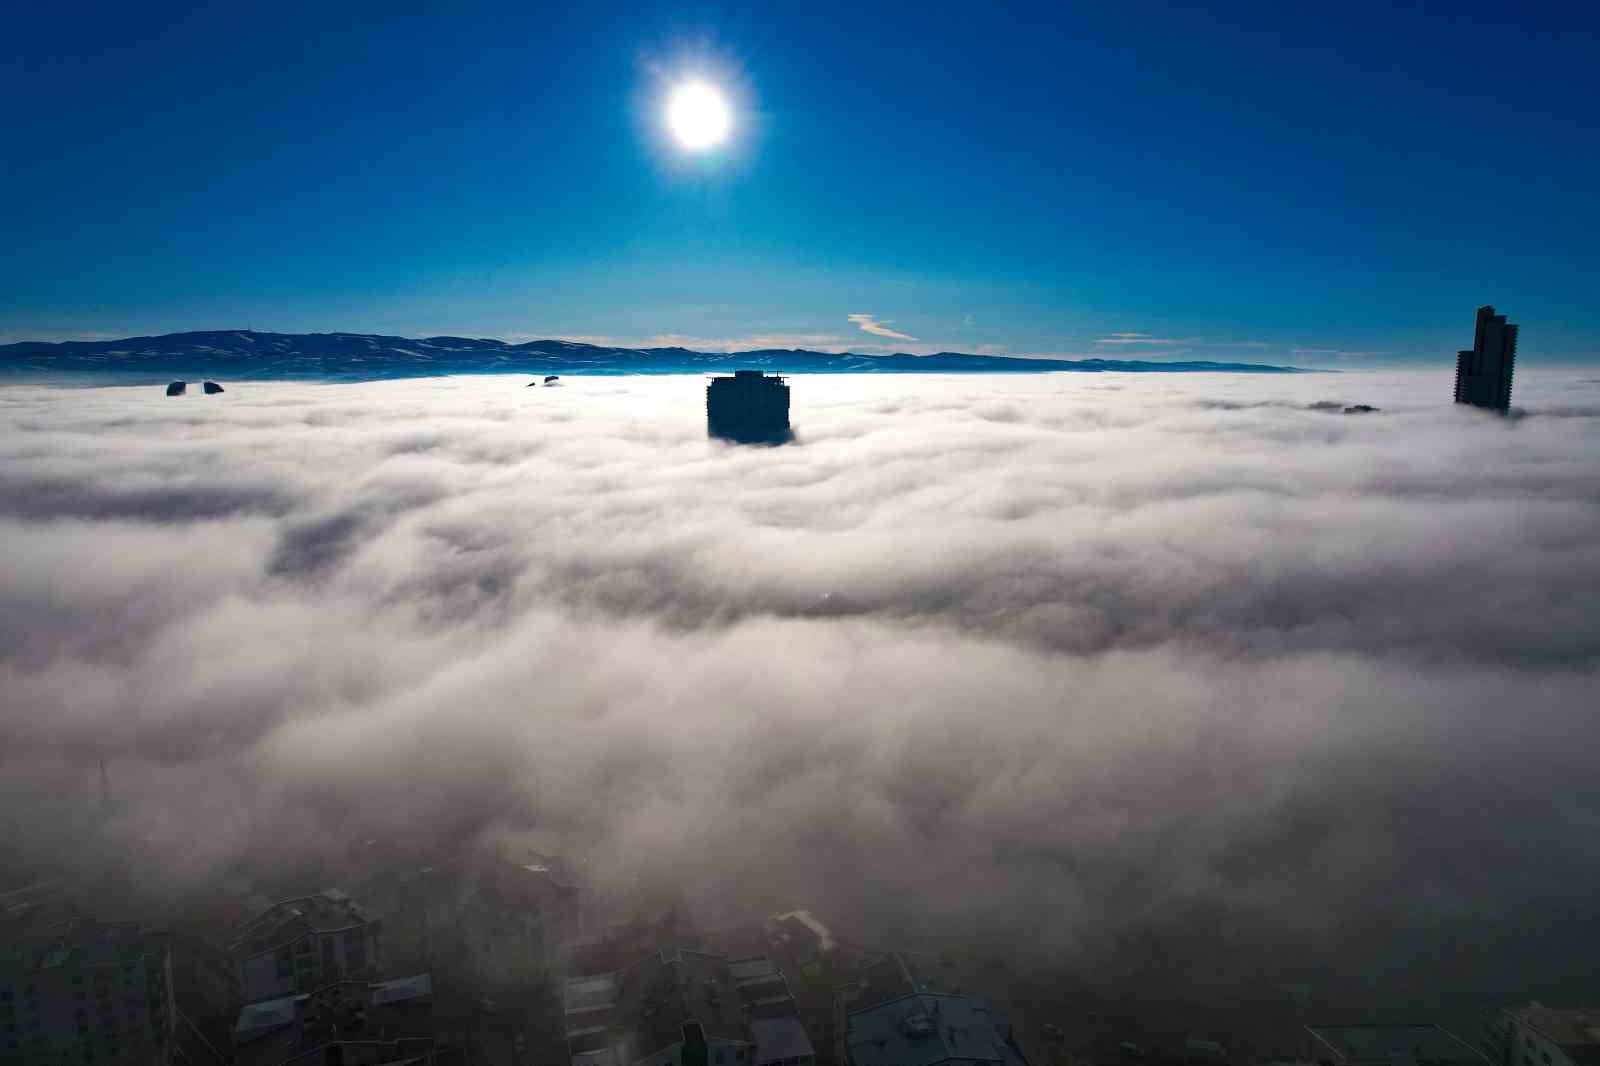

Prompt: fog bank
[{"left": 2, "top": 369, "right": 1597, "bottom": 990}]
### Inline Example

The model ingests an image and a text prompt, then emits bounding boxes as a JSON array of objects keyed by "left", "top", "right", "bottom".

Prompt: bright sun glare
[{"left": 666, "top": 81, "right": 731, "bottom": 151}]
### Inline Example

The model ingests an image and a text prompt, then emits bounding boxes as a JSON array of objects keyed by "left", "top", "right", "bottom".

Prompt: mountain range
[{"left": 0, "top": 331, "right": 1304, "bottom": 381}]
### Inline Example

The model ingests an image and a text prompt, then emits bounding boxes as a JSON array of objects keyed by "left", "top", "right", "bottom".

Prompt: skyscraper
[
  {"left": 1454, "top": 305, "right": 1518, "bottom": 412},
  {"left": 706, "top": 370, "right": 791, "bottom": 444}
]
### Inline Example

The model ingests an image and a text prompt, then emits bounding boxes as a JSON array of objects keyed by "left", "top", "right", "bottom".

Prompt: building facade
[
  {"left": 230, "top": 892, "right": 381, "bottom": 1007},
  {"left": 0, "top": 920, "right": 176, "bottom": 1066},
  {"left": 706, "top": 371, "right": 791, "bottom": 445},
  {"left": 359, "top": 853, "right": 581, "bottom": 982},
  {"left": 1454, "top": 305, "right": 1518, "bottom": 412}
]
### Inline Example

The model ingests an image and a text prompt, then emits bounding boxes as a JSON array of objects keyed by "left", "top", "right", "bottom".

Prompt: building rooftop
[
  {"left": 1509, "top": 1007, "right": 1600, "bottom": 1060},
  {"left": 847, "top": 992, "right": 1024, "bottom": 1066},
  {"left": 566, "top": 974, "right": 619, "bottom": 1014},
  {"left": 234, "top": 974, "right": 433, "bottom": 1066},
  {"left": 3, "top": 919, "right": 168, "bottom": 975},
  {"left": 852, "top": 953, "right": 956, "bottom": 1012},
  {"left": 237, "top": 996, "right": 304, "bottom": 1044},
  {"left": 617, "top": 949, "right": 752, "bottom": 1061},
  {"left": 729, "top": 959, "right": 778, "bottom": 984},
  {"left": 752, "top": 1017, "right": 815, "bottom": 1064},
  {"left": 735, "top": 959, "right": 796, "bottom": 1021},
  {"left": 372, "top": 974, "right": 433, "bottom": 1006},
  {"left": 232, "top": 891, "right": 374, "bottom": 958},
  {"left": 1305, "top": 1025, "right": 1489, "bottom": 1066},
  {"left": 567, "top": 950, "right": 808, "bottom": 1066},
  {"left": 572, "top": 1051, "right": 620, "bottom": 1066}
]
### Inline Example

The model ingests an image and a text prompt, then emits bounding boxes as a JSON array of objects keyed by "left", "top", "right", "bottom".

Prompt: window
[
  {"left": 344, "top": 930, "right": 366, "bottom": 970},
  {"left": 275, "top": 947, "right": 293, "bottom": 979}
]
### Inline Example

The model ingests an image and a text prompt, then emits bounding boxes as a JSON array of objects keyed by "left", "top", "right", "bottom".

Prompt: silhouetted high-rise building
[
  {"left": 707, "top": 370, "right": 791, "bottom": 444},
  {"left": 1454, "top": 305, "right": 1517, "bottom": 412}
]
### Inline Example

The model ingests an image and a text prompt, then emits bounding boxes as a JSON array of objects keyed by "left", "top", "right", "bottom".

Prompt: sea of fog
[{"left": 2, "top": 369, "right": 1598, "bottom": 1017}]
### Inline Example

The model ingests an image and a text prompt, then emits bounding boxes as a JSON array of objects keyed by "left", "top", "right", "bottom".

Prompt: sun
[{"left": 666, "top": 81, "right": 731, "bottom": 151}]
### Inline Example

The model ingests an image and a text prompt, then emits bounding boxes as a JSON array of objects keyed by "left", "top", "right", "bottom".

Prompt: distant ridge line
[{"left": 0, "top": 329, "right": 1307, "bottom": 381}]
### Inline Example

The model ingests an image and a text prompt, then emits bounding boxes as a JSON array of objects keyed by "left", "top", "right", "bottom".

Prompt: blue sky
[{"left": 4, "top": 1, "right": 1597, "bottom": 364}]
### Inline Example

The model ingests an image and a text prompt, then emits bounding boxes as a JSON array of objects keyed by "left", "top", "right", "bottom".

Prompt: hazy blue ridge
[{"left": 0, "top": 330, "right": 1307, "bottom": 383}]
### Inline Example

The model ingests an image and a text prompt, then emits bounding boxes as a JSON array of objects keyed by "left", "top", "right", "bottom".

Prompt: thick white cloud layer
[{"left": 2, "top": 370, "right": 1598, "bottom": 966}]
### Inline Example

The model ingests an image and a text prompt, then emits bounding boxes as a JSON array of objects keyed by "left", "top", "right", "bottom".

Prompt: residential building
[
  {"left": 844, "top": 988, "right": 1029, "bottom": 1066},
  {"left": 1305, "top": 1024, "right": 1490, "bottom": 1066},
  {"left": 706, "top": 371, "right": 791, "bottom": 444},
  {"left": 563, "top": 949, "right": 814, "bottom": 1066},
  {"left": 361, "top": 852, "right": 581, "bottom": 980},
  {"left": 1454, "top": 305, "right": 1518, "bottom": 412},
  {"left": 230, "top": 892, "right": 380, "bottom": 1007},
  {"left": 0, "top": 919, "right": 176, "bottom": 1066},
  {"left": 232, "top": 974, "right": 437, "bottom": 1066},
  {"left": 1489, "top": 1005, "right": 1600, "bottom": 1066},
  {"left": 167, "top": 936, "right": 239, "bottom": 1066}
]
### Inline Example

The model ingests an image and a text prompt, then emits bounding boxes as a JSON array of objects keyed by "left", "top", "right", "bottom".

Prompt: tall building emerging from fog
[
  {"left": 707, "top": 371, "right": 791, "bottom": 444},
  {"left": 1455, "top": 305, "right": 1518, "bottom": 412}
]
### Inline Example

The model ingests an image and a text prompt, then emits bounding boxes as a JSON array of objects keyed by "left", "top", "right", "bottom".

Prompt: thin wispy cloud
[
  {"left": 1096, "top": 333, "right": 1274, "bottom": 353},
  {"left": 849, "top": 313, "right": 917, "bottom": 342},
  {"left": 1096, "top": 332, "right": 1186, "bottom": 346},
  {"left": 642, "top": 333, "right": 853, "bottom": 352},
  {"left": 1292, "top": 347, "right": 1389, "bottom": 360}
]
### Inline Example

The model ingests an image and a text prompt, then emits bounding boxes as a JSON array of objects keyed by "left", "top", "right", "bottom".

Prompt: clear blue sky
[{"left": 4, "top": 1, "right": 1597, "bottom": 364}]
